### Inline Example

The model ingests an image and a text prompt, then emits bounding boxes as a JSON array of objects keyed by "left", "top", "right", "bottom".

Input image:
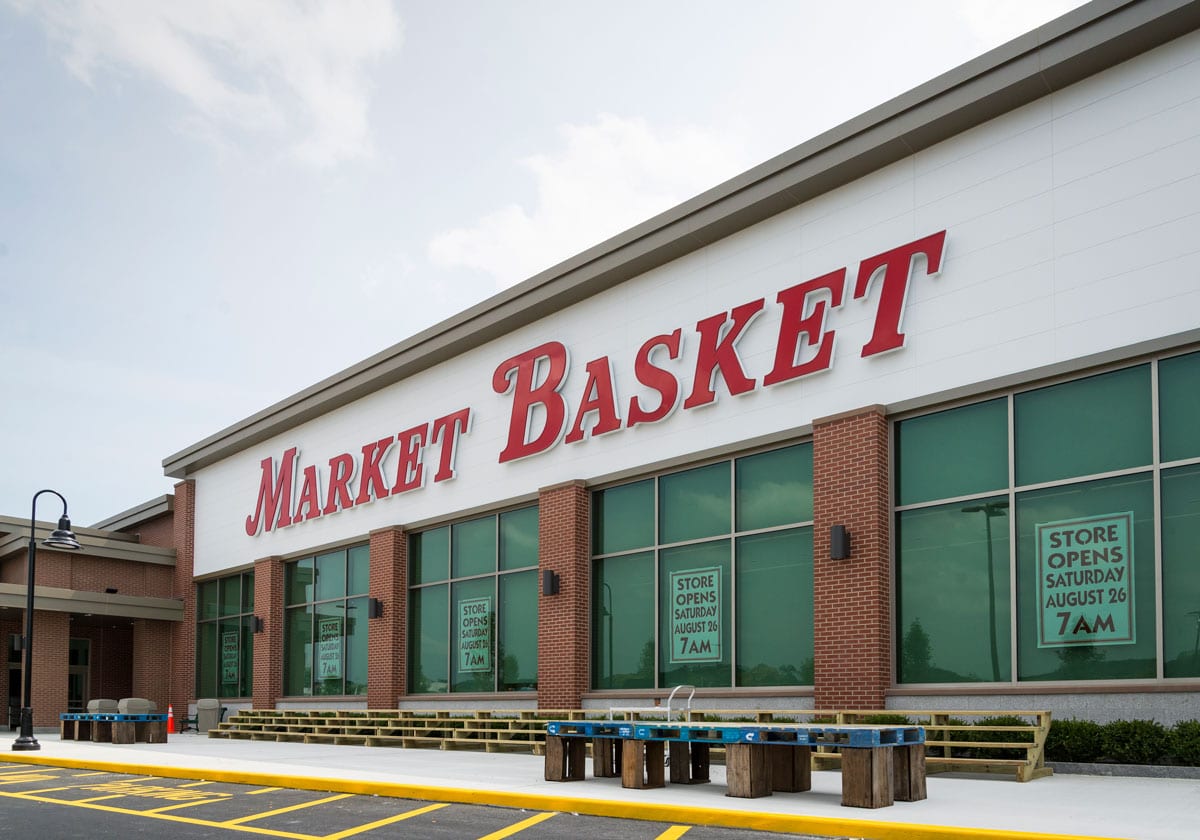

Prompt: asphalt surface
[{"left": 2, "top": 728, "right": 1197, "bottom": 839}]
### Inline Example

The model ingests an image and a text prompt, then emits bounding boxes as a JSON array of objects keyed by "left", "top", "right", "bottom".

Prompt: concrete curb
[{"left": 3, "top": 752, "right": 1125, "bottom": 840}]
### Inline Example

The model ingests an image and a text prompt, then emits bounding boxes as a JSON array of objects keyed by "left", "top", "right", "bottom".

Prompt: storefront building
[{"left": 8, "top": 0, "right": 1198, "bottom": 730}]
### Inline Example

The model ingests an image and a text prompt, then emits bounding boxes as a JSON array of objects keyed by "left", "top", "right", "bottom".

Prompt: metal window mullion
[
  {"left": 1008, "top": 393, "right": 1018, "bottom": 685},
  {"left": 729, "top": 463, "right": 737, "bottom": 687},
  {"left": 653, "top": 475, "right": 660, "bottom": 689},
  {"left": 493, "top": 513, "right": 500, "bottom": 693},
  {"left": 1152, "top": 360, "right": 1164, "bottom": 680}
]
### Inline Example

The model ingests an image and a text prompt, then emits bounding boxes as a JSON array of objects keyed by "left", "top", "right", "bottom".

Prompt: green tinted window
[
  {"left": 736, "top": 444, "right": 813, "bottom": 530},
  {"left": 1162, "top": 464, "right": 1200, "bottom": 677},
  {"left": 196, "top": 622, "right": 218, "bottom": 698},
  {"left": 895, "top": 498, "right": 1011, "bottom": 683},
  {"left": 451, "top": 577, "right": 495, "bottom": 692},
  {"left": 219, "top": 576, "right": 241, "bottom": 616},
  {"left": 736, "top": 528, "right": 813, "bottom": 686},
  {"left": 897, "top": 399, "right": 1008, "bottom": 505},
  {"left": 1015, "top": 366, "right": 1151, "bottom": 486},
  {"left": 498, "top": 570, "right": 538, "bottom": 690},
  {"left": 408, "top": 584, "right": 448, "bottom": 694},
  {"left": 198, "top": 580, "right": 219, "bottom": 621},
  {"left": 659, "top": 463, "right": 730, "bottom": 544},
  {"left": 410, "top": 527, "right": 449, "bottom": 585},
  {"left": 344, "top": 597, "right": 368, "bottom": 695},
  {"left": 1015, "top": 473, "right": 1155, "bottom": 681},
  {"left": 452, "top": 517, "right": 495, "bottom": 578},
  {"left": 243, "top": 573, "right": 254, "bottom": 611},
  {"left": 1160, "top": 351, "right": 1200, "bottom": 462},
  {"left": 659, "top": 540, "right": 731, "bottom": 688},
  {"left": 348, "top": 545, "right": 370, "bottom": 596},
  {"left": 314, "top": 550, "right": 346, "bottom": 601},
  {"left": 283, "top": 606, "right": 313, "bottom": 696},
  {"left": 286, "top": 557, "right": 314, "bottom": 605},
  {"left": 593, "top": 552, "right": 654, "bottom": 689},
  {"left": 593, "top": 480, "right": 654, "bottom": 554},
  {"left": 499, "top": 507, "right": 539, "bottom": 570}
]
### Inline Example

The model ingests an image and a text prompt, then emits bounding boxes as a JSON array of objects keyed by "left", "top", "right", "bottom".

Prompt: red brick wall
[
  {"left": 75, "top": 624, "right": 134, "bottom": 703},
  {"left": 28, "top": 610, "right": 69, "bottom": 727},
  {"left": 368, "top": 527, "right": 406, "bottom": 709},
  {"left": 131, "top": 619, "right": 172, "bottom": 712},
  {"left": 812, "top": 406, "right": 892, "bottom": 709},
  {"left": 536, "top": 480, "right": 590, "bottom": 710},
  {"left": 253, "top": 556, "right": 284, "bottom": 709},
  {"left": 123, "top": 512, "right": 175, "bottom": 549},
  {"left": 170, "top": 480, "right": 196, "bottom": 716}
]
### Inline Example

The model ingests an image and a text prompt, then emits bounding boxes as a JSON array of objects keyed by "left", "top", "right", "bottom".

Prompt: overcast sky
[{"left": 0, "top": 0, "right": 1085, "bottom": 526}]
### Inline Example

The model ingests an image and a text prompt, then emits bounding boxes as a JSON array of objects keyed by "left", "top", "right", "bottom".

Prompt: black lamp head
[{"left": 42, "top": 515, "right": 82, "bottom": 551}]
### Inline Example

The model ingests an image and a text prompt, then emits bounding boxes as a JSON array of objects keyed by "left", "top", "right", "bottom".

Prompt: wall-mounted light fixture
[
  {"left": 830, "top": 525, "right": 851, "bottom": 560},
  {"left": 542, "top": 569, "right": 560, "bottom": 596},
  {"left": 252, "top": 616, "right": 264, "bottom": 634},
  {"left": 104, "top": 587, "right": 118, "bottom": 594},
  {"left": 368, "top": 598, "right": 384, "bottom": 619}
]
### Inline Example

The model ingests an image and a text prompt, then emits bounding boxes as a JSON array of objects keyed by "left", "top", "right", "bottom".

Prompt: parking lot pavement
[{"left": 3, "top": 730, "right": 1198, "bottom": 839}]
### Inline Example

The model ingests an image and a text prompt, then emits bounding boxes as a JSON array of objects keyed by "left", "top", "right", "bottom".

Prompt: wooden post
[
  {"left": 545, "top": 735, "right": 586, "bottom": 781},
  {"left": 726, "top": 743, "right": 772, "bottom": 798},
  {"left": 769, "top": 744, "right": 812, "bottom": 792},
  {"left": 593, "top": 738, "right": 622, "bottom": 777},
  {"left": 842, "top": 747, "right": 894, "bottom": 808},
  {"left": 621, "top": 739, "right": 665, "bottom": 789},
  {"left": 893, "top": 744, "right": 927, "bottom": 801},
  {"left": 669, "top": 742, "right": 710, "bottom": 784}
]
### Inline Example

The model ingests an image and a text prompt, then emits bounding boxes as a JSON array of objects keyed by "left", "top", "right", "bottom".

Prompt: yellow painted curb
[{"left": 3, "top": 753, "right": 1125, "bottom": 840}]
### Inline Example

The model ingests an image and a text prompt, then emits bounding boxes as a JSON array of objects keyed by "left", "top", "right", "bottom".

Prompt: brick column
[
  {"left": 131, "top": 619, "right": 172, "bottom": 712},
  {"left": 28, "top": 610, "right": 69, "bottom": 728},
  {"left": 536, "top": 480, "right": 590, "bottom": 710},
  {"left": 253, "top": 555, "right": 285, "bottom": 709},
  {"left": 368, "top": 526, "right": 407, "bottom": 708},
  {"left": 169, "top": 479, "right": 196, "bottom": 717},
  {"left": 812, "top": 406, "right": 891, "bottom": 709}
]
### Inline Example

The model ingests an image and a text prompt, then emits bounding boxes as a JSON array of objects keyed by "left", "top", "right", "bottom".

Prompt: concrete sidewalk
[{"left": 2, "top": 729, "right": 1196, "bottom": 839}]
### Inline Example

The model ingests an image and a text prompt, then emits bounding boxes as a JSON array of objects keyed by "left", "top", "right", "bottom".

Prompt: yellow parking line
[
  {"left": 0, "top": 790, "right": 318, "bottom": 839},
  {"left": 146, "top": 797, "right": 233, "bottom": 814},
  {"left": 0, "top": 766, "right": 57, "bottom": 776},
  {"left": 75, "top": 794, "right": 128, "bottom": 803},
  {"left": 478, "top": 811, "right": 558, "bottom": 839},
  {"left": 656, "top": 828, "right": 691, "bottom": 840},
  {"left": 16, "top": 785, "right": 76, "bottom": 795},
  {"left": 179, "top": 781, "right": 213, "bottom": 788},
  {"left": 222, "top": 793, "right": 353, "bottom": 825},
  {"left": 73, "top": 771, "right": 110, "bottom": 777},
  {"left": 246, "top": 787, "right": 281, "bottom": 795},
  {"left": 319, "top": 802, "right": 448, "bottom": 840}
]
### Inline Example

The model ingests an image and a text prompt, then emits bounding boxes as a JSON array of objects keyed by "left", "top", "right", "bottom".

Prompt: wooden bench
[
  {"left": 60, "top": 713, "right": 168, "bottom": 744},
  {"left": 545, "top": 720, "right": 926, "bottom": 809}
]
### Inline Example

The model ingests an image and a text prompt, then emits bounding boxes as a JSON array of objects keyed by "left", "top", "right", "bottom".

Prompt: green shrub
[
  {"left": 1171, "top": 720, "right": 1200, "bottom": 766},
  {"left": 861, "top": 714, "right": 912, "bottom": 725},
  {"left": 1100, "top": 719, "right": 1170, "bottom": 765},
  {"left": 960, "top": 715, "right": 1035, "bottom": 760},
  {"left": 1045, "top": 718, "right": 1103, "bottom": 763}
]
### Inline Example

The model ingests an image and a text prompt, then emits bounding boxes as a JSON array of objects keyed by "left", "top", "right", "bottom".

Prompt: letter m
[
  {"left": 1093, "top": 614, "right": 1116, "bottom": 634},
  {"left": 245, "top": 447, "right": 298, "bottom": 536}
]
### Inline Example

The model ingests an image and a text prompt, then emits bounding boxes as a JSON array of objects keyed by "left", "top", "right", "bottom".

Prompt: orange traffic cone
[{"left": 168, "top": 704, "right": 175, "bottom": 734}]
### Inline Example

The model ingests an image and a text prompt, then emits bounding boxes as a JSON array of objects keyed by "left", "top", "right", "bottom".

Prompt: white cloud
[
  {"left": 427, "top": 114, "right": 746, "bottom": 288},
  {"left": 9, "top": 0, "right": 401, "bottom": 166}
]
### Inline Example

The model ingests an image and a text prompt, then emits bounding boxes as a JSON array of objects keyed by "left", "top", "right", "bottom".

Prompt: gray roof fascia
[
  {"left": 161, "top": 0, "right": 1200, "bottom": 479},
  {"left": 0, "top": 516, "right": 175, "bottom": 566},
  {"left": 0, "top": 583, "right": 184, "bottom": 622},
  {"left": 90, "top": 494, "right": 175, "bottom": 531}
]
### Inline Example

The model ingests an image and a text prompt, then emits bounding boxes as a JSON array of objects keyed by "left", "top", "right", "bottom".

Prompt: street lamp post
[
  {"left": 13, "top": 489, "right": 82, "bottom": 752},
  {"left": 962, "top": 500, "right": 1008, "bottom": 683}
]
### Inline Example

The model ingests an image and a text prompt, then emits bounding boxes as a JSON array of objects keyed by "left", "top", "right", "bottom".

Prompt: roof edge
[{"left": 162, "top": 0, "right": 1200, "bottom": 478}]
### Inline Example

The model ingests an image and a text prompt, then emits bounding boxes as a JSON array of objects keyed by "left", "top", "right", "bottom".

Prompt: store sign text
[
  {"left": 245, "top": 230, "right": 946, "bottom": 536},
  {"left": 1036, "top": 512, "right": 1135, "bottom": 647}
]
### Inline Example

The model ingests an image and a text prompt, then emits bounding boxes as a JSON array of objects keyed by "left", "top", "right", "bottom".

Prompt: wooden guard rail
[{"left": 209, "top": 707, "right": 1051, "bottom": 781}]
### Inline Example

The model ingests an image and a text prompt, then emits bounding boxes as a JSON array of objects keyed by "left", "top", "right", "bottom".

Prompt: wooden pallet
[{"left": 209, "top": 707, "right": 1051, "bottom": 780}]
